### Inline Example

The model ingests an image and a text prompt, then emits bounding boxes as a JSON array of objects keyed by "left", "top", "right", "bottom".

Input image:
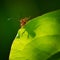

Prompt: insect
[{"left": 20, "top": 17, "right": 30, "bottom": 27}]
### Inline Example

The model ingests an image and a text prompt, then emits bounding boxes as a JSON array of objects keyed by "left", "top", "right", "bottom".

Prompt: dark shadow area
[
  {"left": 47, "top": 52, "right": 60, "bottom": 60},
  {"left": 0, "top": 19, "right": 20, "bottom": 60},
  {"left": 24, "top": 19, "right": 39, "bottom": 38},
  {"left": 34, "top": 0, "right": 60, "bottom": 15}
]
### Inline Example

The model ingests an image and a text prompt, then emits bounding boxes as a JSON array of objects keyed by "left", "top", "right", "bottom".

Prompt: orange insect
[{"left": 20, "top": 17, "right": 30, "bottom": 27}]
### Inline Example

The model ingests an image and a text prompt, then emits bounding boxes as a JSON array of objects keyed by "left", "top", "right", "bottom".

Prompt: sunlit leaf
[{"left": 9, "top": 10, "right": 60, "bottom": 60}]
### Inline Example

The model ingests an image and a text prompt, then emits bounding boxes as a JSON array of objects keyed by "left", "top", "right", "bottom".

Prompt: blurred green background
[{"left": 0, "top": 0, "right": 60, "bottom": 60}]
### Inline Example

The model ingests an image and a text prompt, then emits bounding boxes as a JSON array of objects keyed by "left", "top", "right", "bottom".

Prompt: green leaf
[{"left": 9, "top": 10, "right": 60, "bottom": 60}]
